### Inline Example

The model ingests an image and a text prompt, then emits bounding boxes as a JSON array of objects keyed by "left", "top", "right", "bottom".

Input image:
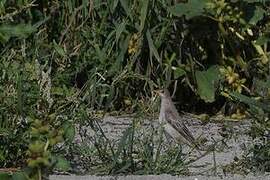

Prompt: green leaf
[
  {"left": 33, "top": 16, "right": 50, "bottom": 29},
  {"left": 63, "top": 122, "right": 75, "bottom": 142},
  {"left": 252, "top": 42, "right": 268, "bottom": 64},
  {"left": 0, "top": 24, "right": 37, "bottom": 44},
  {"left": 139, "top": 0, "right": 149, "bottom": 32},
  {"left": 115, "top": 21, "right": 126, "bottom": 44},
  {"left": 255, "top": 35, "right": 270, "bottom": 45},
  {"left": 53, "top": 40, "right": 66, "bottom": 57},
  {"left": 0, "top": 127, "right": 9, "bottom": 136},
  {"left": 111, "top": 0, "right": 119, "bottom": 13},
  {"left": 115, "top": 126, "right": 133, "bottom": 158},
  {"left": 109, "top": 35, "right": 129, "bottom": 76},
  {"left": 168, "top": 0, "right": 208, "bottom": 19},
  {"left": 229, "top": 91, "right": 270, "bottom": 113},
  {"left": 248, "top": 6, "right": 265, "bottom": 25},
  {"left": 0, "top": 172, "right": 11, "bottom": 180},
  {"left": 173, "top": 67, "right": 186, "bottom": 79},
  {"left": 120, "top": 0, "right": 131, "bottom": 18},
  {"left": 195, "top": 65, "right": 221, "bottom": 103},
  {"left": 51, "top": 87, "right": 64, "bottom": 96},
  {"left": 146, "top": 30, "right": 161, "bottom": 62},
  {"left": 94, "top": 44, "right": 107, "bottom": 63},
  {"left": 54, "top": 156, "right": 70, "bottom": 171},
  {"left": 11, "top": 172, "right": 28, "bottom": 180},
  {"left": 0, "top": 32, "right": 9, "bottom": 44}
]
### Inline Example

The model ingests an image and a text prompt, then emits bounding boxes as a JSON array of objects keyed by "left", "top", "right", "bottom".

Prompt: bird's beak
[{"left": 153, "top": 90, "right": 162, "bottom": 96}]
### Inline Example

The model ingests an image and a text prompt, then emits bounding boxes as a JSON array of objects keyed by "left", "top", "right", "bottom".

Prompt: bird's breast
[{"left": 159, "top": 111, "right": 165, "bottom": 124}]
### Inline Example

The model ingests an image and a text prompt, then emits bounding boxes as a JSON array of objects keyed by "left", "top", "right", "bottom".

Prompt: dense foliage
[{"left": 0, "top": 0, "right": 269, "bottom": 178}]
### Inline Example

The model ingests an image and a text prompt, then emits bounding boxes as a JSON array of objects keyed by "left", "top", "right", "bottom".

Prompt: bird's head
[{"left": 154, "top": 89, "right": 171, "bottom": 98}]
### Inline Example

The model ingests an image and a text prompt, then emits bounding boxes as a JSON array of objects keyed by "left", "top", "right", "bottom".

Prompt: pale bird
[{"left": 156, "top": 89, "right": 200, "bottom": 149}]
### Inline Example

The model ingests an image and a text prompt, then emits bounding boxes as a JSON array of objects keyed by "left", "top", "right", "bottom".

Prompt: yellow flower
[
  {"left": 220, "top": 66, "right": 246, "bottom": 93},
  {"left": 232, "top": 78, "right": 246, "bottom": 93},
  {"left": 231, "top": 109, "right": 246, "bottom": 120},
  {"left": 220, "top": 66, "right": 239, "bottom": 84},
  {"left": 128, "top": 33, "right": 140, "bottom": 55}
]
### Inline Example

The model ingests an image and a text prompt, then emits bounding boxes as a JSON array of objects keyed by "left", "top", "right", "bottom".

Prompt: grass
[
  {"left": 0, "top": 0, "right": 270, "bottom": 178},
  {"left": 62, "top": 115, "right": 190, "bottom": 175},
  {"left": 61, "top": 112, "right": 263, "bottom": 177}
]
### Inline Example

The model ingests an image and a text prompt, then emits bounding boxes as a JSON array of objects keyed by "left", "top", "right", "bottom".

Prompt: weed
[{"left": 64, "top": 117, "right": 188, "bottom": 175}]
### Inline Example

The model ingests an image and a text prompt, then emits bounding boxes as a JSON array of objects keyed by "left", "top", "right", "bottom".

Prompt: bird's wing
[{"left": 164, "top": 108, "right": 196, "bottom": 144}]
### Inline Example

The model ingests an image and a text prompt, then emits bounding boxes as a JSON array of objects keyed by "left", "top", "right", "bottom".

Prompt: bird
[{"left": 156, "top": 89, "right": 200, "bottom": 149}]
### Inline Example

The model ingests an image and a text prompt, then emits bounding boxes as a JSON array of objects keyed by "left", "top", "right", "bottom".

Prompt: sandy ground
[{"left": 50, "top": 114, "right": 269, "bottom": 179}]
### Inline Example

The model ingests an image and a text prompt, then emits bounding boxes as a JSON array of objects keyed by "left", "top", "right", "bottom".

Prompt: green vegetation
[
  {"left": 71, "top": 118, "right": 188, "bottom": 175},
  {"left": 0, "top": 0, "right": 269, "bottom": 178}
]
